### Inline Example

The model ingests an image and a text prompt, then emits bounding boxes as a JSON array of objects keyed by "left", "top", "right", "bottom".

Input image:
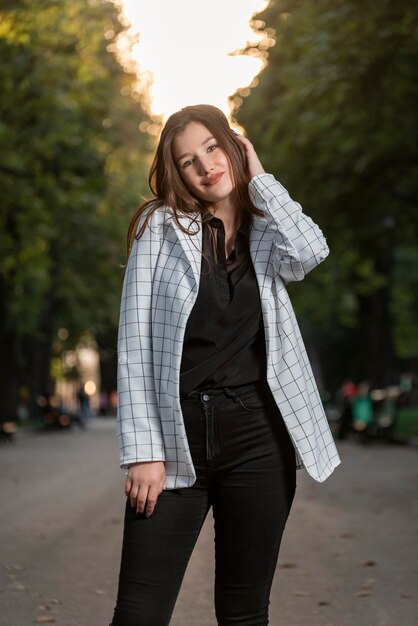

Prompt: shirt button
[{"left": 202, "top": 394, "right": 210, "bottom": 402}]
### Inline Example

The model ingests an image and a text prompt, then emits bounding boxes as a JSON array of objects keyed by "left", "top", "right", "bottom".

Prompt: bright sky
[{"left": 117, "top": 0, "right": 270, "bottom": 121}]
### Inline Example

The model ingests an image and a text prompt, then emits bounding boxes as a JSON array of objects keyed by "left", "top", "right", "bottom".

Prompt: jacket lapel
[
  {"left": 250, "top": 216, "right": 274, "bottom": 362},
  {"left": 170, "top": 213, "right": 202, "bottom": 288}
]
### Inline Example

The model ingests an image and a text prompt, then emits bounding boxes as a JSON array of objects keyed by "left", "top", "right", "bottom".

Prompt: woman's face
[{"left": 172, "top": 122, "right": 235, "bottom": 208}]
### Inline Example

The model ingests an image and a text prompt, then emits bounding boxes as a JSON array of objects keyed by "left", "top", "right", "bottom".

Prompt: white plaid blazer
[{"left": 117, "top": 173, "right": 341, "bottom": 488}]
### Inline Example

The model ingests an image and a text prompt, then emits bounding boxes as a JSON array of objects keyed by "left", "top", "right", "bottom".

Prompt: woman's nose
[{"left": 196, "top": 156, "right": 212, "bottom": 175}]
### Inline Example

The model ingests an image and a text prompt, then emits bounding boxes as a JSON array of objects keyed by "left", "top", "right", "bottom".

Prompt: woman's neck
[{"left": 210, "top": 198, "right": 241, "bottom": 233}]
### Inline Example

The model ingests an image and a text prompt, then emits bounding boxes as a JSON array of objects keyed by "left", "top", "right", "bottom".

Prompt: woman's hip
[{"left": 180, "top": 380, "right": 296, "bottom": 478}]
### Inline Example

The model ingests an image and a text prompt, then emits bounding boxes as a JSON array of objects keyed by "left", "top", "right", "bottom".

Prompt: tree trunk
[
  {"left": 358, "top": 286, "right": 396, "bottom": 387},
  {"left": 0, "top": 330, "right": 19, "bottom": 423}
]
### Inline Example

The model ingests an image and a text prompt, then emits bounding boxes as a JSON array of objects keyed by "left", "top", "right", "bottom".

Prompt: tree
[
  {"left": 236, "top": 0, "right": 418, "bottom": 388},
  {"left": 0, "top": 0, "right": 153, "bottom": 420}
]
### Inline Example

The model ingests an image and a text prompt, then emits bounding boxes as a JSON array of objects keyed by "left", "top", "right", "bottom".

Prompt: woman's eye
[
  {"left": 207, "top": 144, "right": 218, "bottom": 153},
  {"left": 182, "top": 159, "right": 193, "bottom": 169}
]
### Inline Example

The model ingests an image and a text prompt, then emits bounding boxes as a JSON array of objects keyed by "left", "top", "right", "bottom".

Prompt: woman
[{"left": 110, "top": 104, "right": 340, "bottom": 626}]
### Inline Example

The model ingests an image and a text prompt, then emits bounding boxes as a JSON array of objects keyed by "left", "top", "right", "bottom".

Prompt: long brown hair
[{"left": 126, "top": 104, "right": 263, "bottom": 257}]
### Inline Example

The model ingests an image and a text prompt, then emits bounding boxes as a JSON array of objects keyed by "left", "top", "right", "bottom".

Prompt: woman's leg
[
  {"left": 110, "top": 396, "right": 210, "bottom": 626},
  {"left": 207, "top": 385, "right": 297, "bottom": 626},
  {"left": 110, "top": 489, "right": 210, "bottom": 626}
]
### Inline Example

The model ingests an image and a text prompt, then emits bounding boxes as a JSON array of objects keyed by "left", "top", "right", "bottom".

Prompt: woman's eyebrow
[{"left": 177, "top": 136, "right": 215, "bottom": 161}]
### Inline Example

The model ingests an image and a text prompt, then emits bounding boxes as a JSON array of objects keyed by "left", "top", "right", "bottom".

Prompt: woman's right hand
[
  {"left": 125, "top": 461, "right": 166, "bottom": 517},
  {"left": 233, "top": 132, "right": 265, "bottom": 179}
]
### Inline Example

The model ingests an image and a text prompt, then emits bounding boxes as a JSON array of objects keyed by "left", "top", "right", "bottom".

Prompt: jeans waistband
[{"left": 180, "top": 380, "right": 268, "bottom": 401}]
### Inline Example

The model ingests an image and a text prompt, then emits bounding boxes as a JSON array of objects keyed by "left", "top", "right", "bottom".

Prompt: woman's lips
[{"left": 203, "top": 172, "right": 224, "bottom": 186}]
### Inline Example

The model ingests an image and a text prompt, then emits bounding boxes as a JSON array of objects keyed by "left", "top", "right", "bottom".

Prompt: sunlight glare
[{"left": 118, "top": 0, "right": 270, "bottom": 119}]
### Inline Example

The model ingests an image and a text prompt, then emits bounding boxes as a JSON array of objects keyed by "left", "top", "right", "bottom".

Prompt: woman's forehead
[{"left": 172, "top": 122, "right": 214, "bottom": 158}]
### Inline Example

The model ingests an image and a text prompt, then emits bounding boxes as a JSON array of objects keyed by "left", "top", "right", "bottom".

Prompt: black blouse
[{"left": 179, "top": 212, "right": 267, "bottom": 396}]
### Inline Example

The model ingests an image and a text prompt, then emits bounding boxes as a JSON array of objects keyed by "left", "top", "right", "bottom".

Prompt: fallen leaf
[
  {"left": 361, "top": 560, "right": 376, "bottom": 567},
  {"left": 4, "top": 564, "right": 23, "bottom": 572},
  {"left": 11, "top": 581, "right": 25, "bottom": 591},
  {"left": 95, "top": 589, "right": 107, "bottom": 595},
  {"left": 355, "top": 590, "right": 374, "bottom": 597},
  {"left": 293, "top": 591, "right": 312, "bottom": 597},
  {"left": 34, "top": 617, "right": 56, "bottom": 624},
  {"left": 318, "top": 600, "right": 331, "bottom": 606},
  {"left": 47, "top": 599, "right": 62, "bottom": 605},
  {"left": 339, "top": 533, "right": 353, "bottom": 539},
  {"left": 400, "top": 593, "right": 410, "bottom": 599},
  {"left": 278, "top": 562, "right": 298, "bottom": 569}
]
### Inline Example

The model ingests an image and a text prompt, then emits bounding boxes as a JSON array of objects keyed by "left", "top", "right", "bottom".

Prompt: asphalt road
[{"left": 0, "top": 418, "right": 417, "bottom": 626}]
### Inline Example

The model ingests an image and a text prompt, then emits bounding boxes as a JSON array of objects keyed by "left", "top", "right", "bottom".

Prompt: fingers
[
  {"left": 124, "top": 476, "right": 132, "bottom": 497},
  {"left": 234, "top": 133, "right": 265, "bottom": 178},
  {"left": 233, "top": 131, "right": 251, "bottom": 148},
  {"left": 145, "top": 484, "right": 160, "bottom": 517},
  {"left": 135, "top": 483, "right": 149, "bottom": 514},
  {"left": 125, "top": 479, "right": 151, "bottom": 515},
  {"left": 124, "top": 461, "right": 166, "bottom": 518}
]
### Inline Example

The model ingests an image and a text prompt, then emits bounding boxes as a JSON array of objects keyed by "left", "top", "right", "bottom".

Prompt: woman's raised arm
[{"left": 236, "top": 133, "right": 329, "bottom": 283}]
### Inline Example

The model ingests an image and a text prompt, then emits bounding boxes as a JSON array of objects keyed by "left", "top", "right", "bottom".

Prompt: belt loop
[{"left": 224, "top": 387, "right": 236, "bottom": 400}]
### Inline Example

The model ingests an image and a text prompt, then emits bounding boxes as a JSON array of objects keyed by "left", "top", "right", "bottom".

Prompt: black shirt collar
[{"left": 207, "top": 212, "right": 250, "bottom": 237}]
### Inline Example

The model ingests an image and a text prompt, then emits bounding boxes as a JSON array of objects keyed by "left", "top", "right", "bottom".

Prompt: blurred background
[
  {"left": 1, "top": 0, "right": 417, "bottom": 440},
  {"left": 1, "top": 2, "right": 418, "bottom": 625}
]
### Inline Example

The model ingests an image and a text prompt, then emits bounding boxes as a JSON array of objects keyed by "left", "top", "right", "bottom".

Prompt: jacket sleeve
[
  {"left": 248, "top": 173, "right": 329, "bottom": 282},
  {"left": 116, "top": 210, "right": 165, "bottom": 469}
]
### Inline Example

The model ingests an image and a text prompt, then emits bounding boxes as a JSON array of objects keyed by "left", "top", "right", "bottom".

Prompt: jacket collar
[{"left": 169, "top": 212, "right": 271, "bottom": 295}]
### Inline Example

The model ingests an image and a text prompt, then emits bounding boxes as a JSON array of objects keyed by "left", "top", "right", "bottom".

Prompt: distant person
[
  {"left": 77, "top": 384, "right": 91, "bottom": 421},
  {"left": 109, "top": 389, "right": 118, "bottom": 413},
  {"left": 337, "top": 379, "right": 357, "bottom": 440},
  {"left": 110, "top": 104, "right": 341, "bottom": 626},
  {"left": 99, "top": 391, "right": 110, "bottom": 416},
  {"left": 352, "top": 381, "right": 374, "bottom": 441}
]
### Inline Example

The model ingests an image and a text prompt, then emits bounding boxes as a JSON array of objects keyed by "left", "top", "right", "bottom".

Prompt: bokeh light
[
  {"left": 84, "top": 380, "right": 97, "bottom": 396},
  {"left": 58, "top": 327, "right": 69, "bottom": 340}
]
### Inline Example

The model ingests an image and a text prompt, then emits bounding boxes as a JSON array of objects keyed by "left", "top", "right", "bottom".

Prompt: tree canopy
[
  {"left": 0, "top": 0, "right": 153, "bottom": 418},
  {"left": 236, "top": 0, "right": 418, "bottom": 387}
]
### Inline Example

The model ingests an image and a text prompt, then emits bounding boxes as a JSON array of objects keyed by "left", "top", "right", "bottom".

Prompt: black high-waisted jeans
[{"left": 110, "top": 381, "right": 297, "bottom": 626}]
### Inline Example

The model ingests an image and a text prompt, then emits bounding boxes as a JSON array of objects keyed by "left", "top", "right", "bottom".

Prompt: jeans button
[{"left": 202, "top": 393, "right": 210, "bottom": 402}]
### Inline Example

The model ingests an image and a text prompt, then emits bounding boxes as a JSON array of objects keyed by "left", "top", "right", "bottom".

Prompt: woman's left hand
[{"left": 234, "top": 133, "right": 265, "bottom": 179}]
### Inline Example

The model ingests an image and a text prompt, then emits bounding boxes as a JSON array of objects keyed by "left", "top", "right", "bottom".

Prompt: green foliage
[
  {"left": 237, "top": 0, "right": 418, "bottom": 381},
  {"left": 0, "top": 0, "right": 154, "bottom": 417},
  {"left": 0, "top": 0, "right": 151, "bottom": 344},
  {"left": 390, "top": 247, "right": 418, "bottom": 359}
]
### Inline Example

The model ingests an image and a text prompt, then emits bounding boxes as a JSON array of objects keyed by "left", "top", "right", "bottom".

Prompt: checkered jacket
[{"left": 117, "top": 173, "right": 341, "bottom": 487}]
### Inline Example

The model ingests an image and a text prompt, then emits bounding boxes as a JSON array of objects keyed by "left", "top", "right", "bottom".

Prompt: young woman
[{"left": 110, "top": 104, "right": 340, "bottom": 626}]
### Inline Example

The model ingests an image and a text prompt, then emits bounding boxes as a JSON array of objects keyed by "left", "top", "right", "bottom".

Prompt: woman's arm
[
  {"left": 117, "top": 209, "right": 166, "bottom": 515},
  {"left": 237, "top": 134, "right": 329, "bottom": 283}
]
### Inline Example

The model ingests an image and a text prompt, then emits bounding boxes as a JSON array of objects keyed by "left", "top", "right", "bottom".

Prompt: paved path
[{"left": 0, "top": 419, "right": 417, "bottom": 625}]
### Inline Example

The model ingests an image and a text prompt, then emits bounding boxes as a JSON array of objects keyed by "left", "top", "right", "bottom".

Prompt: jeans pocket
[{"left": 228, "top": 387, "right": 267, "bottom": 412}]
